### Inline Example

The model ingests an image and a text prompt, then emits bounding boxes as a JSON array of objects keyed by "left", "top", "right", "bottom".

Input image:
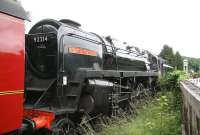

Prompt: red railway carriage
[{"left": 0, "top": 0, "right": 28, "bottom": 134}]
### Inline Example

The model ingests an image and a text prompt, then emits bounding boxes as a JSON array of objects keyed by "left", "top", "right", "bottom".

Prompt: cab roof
[{"left": 0, "top": 0, "right": 29, "bottom": 20}]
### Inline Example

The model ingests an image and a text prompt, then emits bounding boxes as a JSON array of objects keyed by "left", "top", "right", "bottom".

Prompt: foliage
[
  {"left": 159, "top": 70, "right": 188, "bottom": 111},
  {"left": 191, "top": 71, "right": 200, "bottom": 78},
  {"left": 101, "top": 92, "right": 181, "bottom": 135},
  {"left": 101, "top": 71, "right": 188, "bottom": 135},
  {"left": 159, "top": 45, "right": 175, "bottom": 67},
  {"left": 159, "top": 70, "right": 188, "bottom": 90},
  {"left": 159, "top": 45, "right": 200, "bottom": 72},
  {"left": 174, "top": 51, "right": 183, "bottom": 70},
  {"left": 159, "top": 45, "right": 184, "bottom": 70},
  {"left": 182, "top": 56, "right": 200, "bottom": 72}
]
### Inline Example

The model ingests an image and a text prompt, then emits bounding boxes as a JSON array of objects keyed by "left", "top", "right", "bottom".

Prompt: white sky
[{"left": 21, "top": 0, "right": 200, "bottom": 58}]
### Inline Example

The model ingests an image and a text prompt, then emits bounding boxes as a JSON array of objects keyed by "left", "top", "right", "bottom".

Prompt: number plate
[{"left": 33, "top": 35, "right": 48, "bottom": 43}]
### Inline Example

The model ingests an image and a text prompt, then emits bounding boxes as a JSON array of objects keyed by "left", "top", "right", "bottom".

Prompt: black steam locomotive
[{"left": 24, "top": 19, "right": 163, "bottom": 134}]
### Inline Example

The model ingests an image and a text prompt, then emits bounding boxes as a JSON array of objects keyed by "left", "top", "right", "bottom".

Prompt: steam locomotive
[
  {"left": 0, "top": 1, "right": 169, "bottom": 134},
  {"left": 24, "top": 19, "right": 164, "bottom": 134}
]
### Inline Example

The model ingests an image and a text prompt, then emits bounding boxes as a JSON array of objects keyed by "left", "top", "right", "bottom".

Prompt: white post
[{"left": 183, "top": 59, "right": 188, "bottom": 73}]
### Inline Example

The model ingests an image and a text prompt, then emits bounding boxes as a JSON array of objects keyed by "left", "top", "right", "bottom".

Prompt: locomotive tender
[
  {"left": 24, "top": 19, "right": 161, "bottom": 134},
  {"left": 0, "top": 0, "right": 28, "bottom": 134}
]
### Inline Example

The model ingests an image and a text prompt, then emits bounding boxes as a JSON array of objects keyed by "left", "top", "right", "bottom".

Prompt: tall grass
[
  {"left": 100, "top": 71, "right": 188, "bottom": 135},
  {"left": 100, "top": 92, "right": 181, "bottom": 135}
]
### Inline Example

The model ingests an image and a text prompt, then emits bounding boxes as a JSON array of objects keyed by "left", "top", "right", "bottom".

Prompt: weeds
[
  {"left": 100, "top": 91, "right": 181, "bottom": 135},
  {"left": 100, "top": 71, "right": 188, "bottom": 135}
]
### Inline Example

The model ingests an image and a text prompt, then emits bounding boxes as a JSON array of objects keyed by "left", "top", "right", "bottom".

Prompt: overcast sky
[{"left": 21, "top": 0, "right": 200, "bottom": 58}]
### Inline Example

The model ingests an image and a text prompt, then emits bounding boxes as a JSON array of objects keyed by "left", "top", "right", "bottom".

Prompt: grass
[{"left": 100, "top": 91, "right": 182, "bottom": 135}]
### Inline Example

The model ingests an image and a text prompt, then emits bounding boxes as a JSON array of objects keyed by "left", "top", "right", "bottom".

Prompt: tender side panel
[{"left": 0, "top": 13, "right": 25, "bottom": 134}]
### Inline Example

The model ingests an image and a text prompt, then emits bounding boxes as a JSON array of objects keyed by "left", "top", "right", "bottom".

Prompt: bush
[
  {"left": 101, "top": 91, "right": 182, "bottom": 135},
  {"left": 159, "top": 70, "right": 188, "bottom": 91},
  {"left": 101, "top": 70, "right": 188, "bottom": 135},
  {"left": 158, "top": 70, "right": 188, "bottom": 111}
]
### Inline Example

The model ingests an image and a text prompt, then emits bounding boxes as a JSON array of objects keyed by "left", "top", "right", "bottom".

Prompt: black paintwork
[
  {"left": 0, "top": 0, "right": 29, "bottom": 20},
  {"left": 26, "top": 33, "right": 57, "bottom": 78},
  {"left": 25, "top": 19, "right": 159, "bottom": 116}
]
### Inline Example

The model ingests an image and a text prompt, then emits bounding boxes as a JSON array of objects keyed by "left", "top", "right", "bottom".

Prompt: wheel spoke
[{"left": 53, "top": 118, "right": 75, "bottom": 135}]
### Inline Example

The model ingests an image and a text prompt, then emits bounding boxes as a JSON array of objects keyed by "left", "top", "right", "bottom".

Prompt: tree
[
  {"left": 159, "top": 45, "right": 175, "bottom": 67},
  {"left": 174, "top": 51, "right": 183, "bottom": 70}
]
